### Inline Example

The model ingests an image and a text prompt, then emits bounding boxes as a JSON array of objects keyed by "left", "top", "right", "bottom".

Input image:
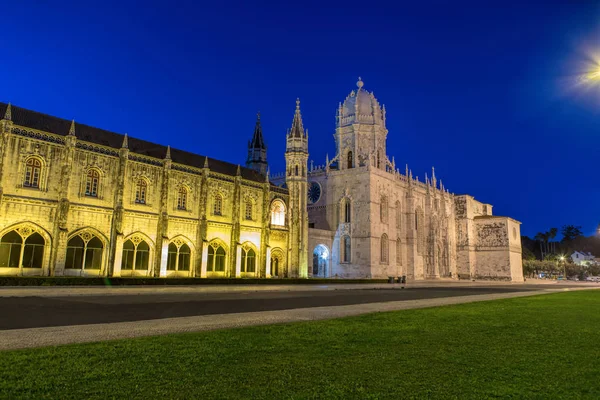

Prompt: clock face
[{"left": 308, "top": 181, "right": 321, "bottom": 205}]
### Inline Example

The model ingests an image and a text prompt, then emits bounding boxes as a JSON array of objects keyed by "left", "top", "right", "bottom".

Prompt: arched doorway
[{"left": 312, "top": 245, "right": 329, "bottom": 277}]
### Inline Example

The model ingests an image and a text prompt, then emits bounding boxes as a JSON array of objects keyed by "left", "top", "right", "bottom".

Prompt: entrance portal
[{"left": 312, "top": 245, "right": 329, "bottom": 277}]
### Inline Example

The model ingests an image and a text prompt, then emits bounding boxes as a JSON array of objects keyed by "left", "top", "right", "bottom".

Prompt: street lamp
[{"left": 559, "top": 255, "right": 566, "bottom": 280}]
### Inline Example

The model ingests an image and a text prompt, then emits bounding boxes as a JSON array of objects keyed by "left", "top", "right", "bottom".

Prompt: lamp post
[{"left": 559, "top": 256, "right": 566, "bottom": 280}]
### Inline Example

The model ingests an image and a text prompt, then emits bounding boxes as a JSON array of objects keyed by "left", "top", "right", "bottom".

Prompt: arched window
[
  {"left": 271, "top": 256, "right": 280, "bottom": 277},
  {"left": 167, "top": 242, "right": 190, "bottom": 271},
  {"left": 177, "top": 187, "right": 187, "bottom": 210},
  {"left": 381, "top": 234, "right": 389, "bottom": 263},
  {"left": 207, "top": 243, "right": 226, "bottom": 272},
  {"left": 342, "top": 198, "right": 351, "bottom": 223},
  {"left": 395, "top": 201, "right": 402, "bottom": 230},
  {"left": 245, "top": 200, "right": 253, "bottom": 220},
  {"left": 396, "top": 238, "right": 402, "bottom": 264},
  {"left": 85, "top": 170, "right": 100, "bottom": 197},
  {"left": 65, "top": 233, "right": 103, "bottom": 270},
  {"left": 380, "top": 196, "right": 388, "bottom": 223},
  {"left": 135, "top": 179, "right": 147, "bottom": 204},
  {"left": 377, "top": 150, "right": 381, "bottom": 169},
  {"left": 342, "top": 236, "right": 351, "bottom": 263},
  {"left": 241, "top": 247, "right": 256, "bottom": 273},
  {"left": 121, "top": 238, "right": 150, "bottom": 271},
  {"left": 0, "top": 228, "right": 46, "bottom": 269},
  {"left": 295, "top": 165, "right": 299, "bottom": 176},
  {"left": 270, "top": 200, "right": 286, "bottom": 226},
  {"left": 347, "top": 151, "right": 353, "bottom": 169},
  {"left": 24, "top": 158, "right": 42, "bottom": 188},
  {"left": 213, "top": 194, "right": 223, "bottom": 216}
]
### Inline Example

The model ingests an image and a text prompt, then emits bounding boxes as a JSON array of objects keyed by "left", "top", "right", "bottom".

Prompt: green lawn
[{"left": 1, "top": 291, "right": 599, "bottom": 399}]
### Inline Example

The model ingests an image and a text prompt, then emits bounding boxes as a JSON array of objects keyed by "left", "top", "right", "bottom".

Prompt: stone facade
[
  {"left": 273, "top": 78, "right": 523, "bottom": 281},
  {"left": 0, "top": 78, "right": 523, "bottom": 282},
  {"left": 0, "top": 102, "right": 306, "bottom": 278}
]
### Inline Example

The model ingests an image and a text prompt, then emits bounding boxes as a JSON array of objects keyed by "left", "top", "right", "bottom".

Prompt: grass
[{"left": 1, "top": 291, "right": 599, "bottom": 399}]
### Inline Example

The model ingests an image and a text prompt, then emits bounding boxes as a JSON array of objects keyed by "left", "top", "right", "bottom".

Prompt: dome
[{"left": 338, "top": 78, "right": 385, "bottom": 127}]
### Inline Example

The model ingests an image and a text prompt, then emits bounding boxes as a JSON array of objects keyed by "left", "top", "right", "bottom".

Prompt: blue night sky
[{"left": 4, "top": 1, "right": 600, "bottom": 238}]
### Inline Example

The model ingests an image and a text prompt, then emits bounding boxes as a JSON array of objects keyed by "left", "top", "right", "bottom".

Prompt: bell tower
[
  {"left": 246, "top": 112, "right": 268, "bottom": 175},
  {"left": 285, "top": 98, "right": 309, "bottom": 278}
]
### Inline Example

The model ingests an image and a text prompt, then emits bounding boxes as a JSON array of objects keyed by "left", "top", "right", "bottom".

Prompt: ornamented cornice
[{"left": 12, "top": 127, "right": 65, "bottom": 144}]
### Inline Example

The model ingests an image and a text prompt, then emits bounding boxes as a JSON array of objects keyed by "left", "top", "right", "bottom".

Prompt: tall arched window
[
  {"left": 167, "top": 242, "right": 190, "bottom": 271},
  {"left": 121, "top": 238, "right": 150, "bottom": 271},
  {"left": 207, "top": 242, "right": 226, "bottom": 272},
  {"left": 135, "top": 179, "right": 147, "bottom": 204},
  {"left": 0, "top": 228, "right": 46, "bottom": 269},
  {"left": 85, "top": 170, "right": 100, "bottom": 197},
  {"left": 347, "top": 151, "right": 353, "bottom": 169},
  {"left": 295, "top": 165, "right": 299, "bottom": 176},
  {"left": 342, "top": 198, "right": 351, "bottom": 223},
  {"left": 271, "top": 200, "right": 286, "bottom": 226},
  {"left": 177, "top": 187, "right": 187, "bottom": 210},
  {"left": 271, "top": 256, "right": 280, "bottom": 277},
  {"left": 65, "top": 233, "right": 103, "bottom": 270},
  {"left": 213, "top": 194, "right": 223, "bottom": 215},
  {"left": 377, "top": 150, "right": 381, "bottom": 169},
  {"left": 241, "top": 247, "right": 256, "bottom": 273},
  {"left": 396, "top": 238, "right": 402, "bottom": 264},
  {"left": 380, "top": 196, "right": 388, "bottom": 223},
  {"left": 24, "top": 158, "right": 42, "bottom": 188},
  {"left": 381, "top": 234, "right": 389, "bottom": 263},
  {"left": 342, "top": 235, "right": 351, "bottom": 263},
  {"left": 245, "top": 201, "right": 253, "bottom": 220},
  {"left": 395, "top": 201, "right": 402, "bottom": 230}
]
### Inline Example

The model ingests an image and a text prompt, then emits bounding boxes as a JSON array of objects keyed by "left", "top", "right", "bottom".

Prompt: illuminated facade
[
  {"left": 273, "top": 79, "right": 523, "bottom": 281},
  {"left": 0, "top": 102, "right": 307, "bottom": 278}
]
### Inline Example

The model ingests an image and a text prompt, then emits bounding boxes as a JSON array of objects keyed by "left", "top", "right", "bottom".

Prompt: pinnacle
[
  {"left": 69, "top": 119, "right": 76, "bottom": 136},
  {"left": 3, "top": 103, "right": 11, "bottom": 121},
  {"left": 121, "top": 133, "right": 128, "bottom": 149}
]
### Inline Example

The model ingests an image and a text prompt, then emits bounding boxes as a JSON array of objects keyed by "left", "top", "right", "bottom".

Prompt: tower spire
[
  {"left": 246, "top": 111, "right": 268, "bottom": 175},
  {"left": 289, "top": 98, "right": 306, "bottom": 138}
]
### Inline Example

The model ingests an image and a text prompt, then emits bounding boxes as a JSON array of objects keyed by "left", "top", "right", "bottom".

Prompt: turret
[
  {"left": 246, "top": 112, "right": 268, "bottom": 175},
  {"left": 285, "top": 98, "right": 309, "bottom": 278}
]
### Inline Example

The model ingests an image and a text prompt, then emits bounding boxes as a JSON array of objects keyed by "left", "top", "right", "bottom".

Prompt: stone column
[
  {"left": 112, "top": 235, "right": 124, "bottom": 277},
  {"left": 159, "top": 238, "right": 169, "bottom": 277},
  {"left": 235, "top": 244, "right": 242, "bottom": 277},
  {"left": 200, "top": 241, "right": 208, "bottom": 278},
  {"left": 265, "top": 246, "right": 272, "bottom": 277}
]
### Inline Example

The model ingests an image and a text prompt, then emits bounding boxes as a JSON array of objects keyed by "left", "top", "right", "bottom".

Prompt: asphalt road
[{"left": 0, "top": 285, "right": 541, "bottom": 330}]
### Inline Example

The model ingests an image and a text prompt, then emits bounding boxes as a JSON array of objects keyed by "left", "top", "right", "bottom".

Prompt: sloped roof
[{"left": 0, "top": 102, "right": 271, "bottom": 184}]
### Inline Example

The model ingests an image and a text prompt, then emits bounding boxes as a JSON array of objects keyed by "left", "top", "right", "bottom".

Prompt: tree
[{"left": 561, "top": 225, "right": 583, "bottom": 242}]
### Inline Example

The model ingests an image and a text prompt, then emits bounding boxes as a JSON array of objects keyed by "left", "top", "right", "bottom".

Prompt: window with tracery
[
  {"left": 24, "top": 158, "right": 42, "bottom": 188},
  {"left": 65, "top": 232, "right": 103, "bottom": 270},
  {"left": 213, "top": 194, "right": 223, "bottom": 215},
  {"left": 0, "top": 227, "right": 46, "bottom": 269},
  {"left": 381, "top": 234, "right": 389, "bottom": 263},
  {"left": 245, "top": 200, "right": 253, "bottom": 220},
  {"left": 207, "top": 242, "right": 226, "bottom": 272},
  {"left": 270, "top": 200, "right": 286, "bottom": 226},
  {"left": 396, "top": 238, "right": 402, "bottom": 264},
  {"left": 167, "top": 240, "right": 190, "bottom": 271},
  {"left": 85, "top": 170, "right": 100, "bottom": 197},
  {"left": 347, "top": 151, "right": 353, "bottom": 169},
  {"left": 342, "top": 198, "right": 351, "bottom": 223},
  {"left": 135, "top": 179, "right": 147, "bottom": 204},
  {"left": 341, "top": 235, "right": 351, "bottom": 263},
  {"left": 380, "top": 196, "right": 388, "bottom": 223},
  {"left": 121, "top": 237, "right": 150, "bottom": 271},
  {"left": 177, "top": 187, "right": 188, "bottom": 210},
  {"left": 241, "top": 246, "right": 256, "bottom": 273}
]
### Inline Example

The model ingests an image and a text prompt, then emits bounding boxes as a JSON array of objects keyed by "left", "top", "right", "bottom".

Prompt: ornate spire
[
  {"left": 357, "top": 76, "right": 364, "bottom": 89},
  {"left": 249, "top": 111, "right": 266, "bottom": 150},
  {"left": 121, "top": 133, "right": 128, "bottom": 149},
  {"left": 203, "top": 156, "right": 209, "bottom": 169},
  {"left": 165, "top": 145, "right": 171, "bottom": 160},
  {"left": 265, "top": 168, "right": 270, "bottom": 183},
  {"left": 3, "top": 103, "right": 11, "bottom": 121},
  {"left": 289, "top": 98, "right": 306, "bottom": 138},
  {"left": 432, "top": 167, "right": 437, "bottom": 189},
  {"left": 236, "top": 164, "right": 241, "bottom": 176},
  {"left": 68, "top": 119, "right": 76, "bottom": 136}
]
